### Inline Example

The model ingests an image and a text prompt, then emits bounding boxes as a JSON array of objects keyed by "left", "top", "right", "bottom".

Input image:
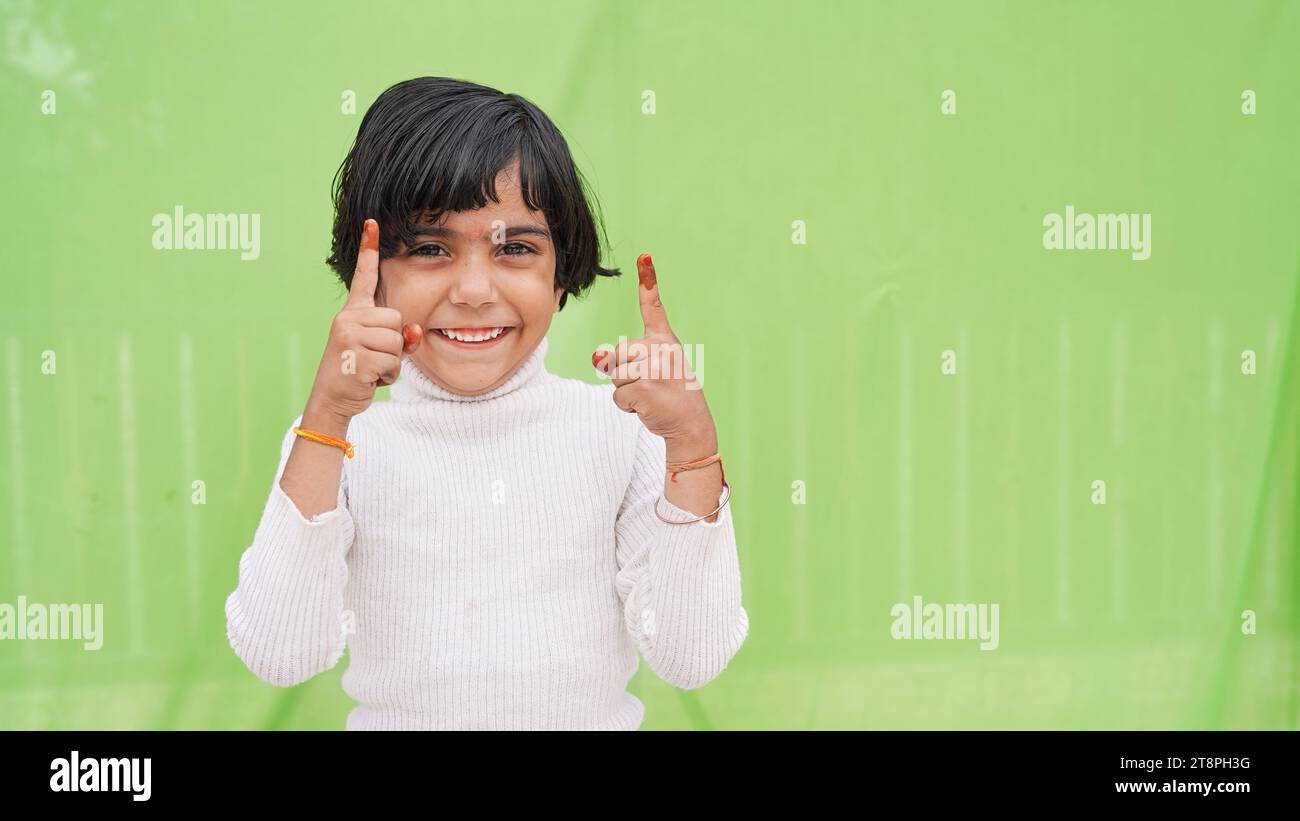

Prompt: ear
[{"left": 553, "top": 286, "right": 564, "bottom": 312}]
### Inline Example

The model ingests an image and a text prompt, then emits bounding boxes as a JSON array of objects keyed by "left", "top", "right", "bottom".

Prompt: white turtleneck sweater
[{"left": 224, "top": 334, "right": 748, "bottom": 730}]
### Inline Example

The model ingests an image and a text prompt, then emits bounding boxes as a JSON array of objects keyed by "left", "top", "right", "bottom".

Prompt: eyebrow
[{"left": 412, "top": 224, "right": 552, "bottom": 242}]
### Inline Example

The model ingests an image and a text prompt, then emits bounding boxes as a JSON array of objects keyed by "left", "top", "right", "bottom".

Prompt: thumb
[
  {"left": 402, "top": 323, "right": 423, "bottom": 354},
  {"left": 378, "top": 323, "right": 422, "bottom": 387}
]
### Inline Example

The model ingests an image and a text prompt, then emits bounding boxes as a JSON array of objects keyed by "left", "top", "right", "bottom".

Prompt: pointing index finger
[
  {"left": 347, "top": 219, "right": 380, "bottom": 309},
  {"left": 636, "top": 253, "right": 672, "bottom": 336}
]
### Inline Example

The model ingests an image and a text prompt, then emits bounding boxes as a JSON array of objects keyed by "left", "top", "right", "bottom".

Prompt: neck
[{"left": 389, "top": 335, "right": 553, "bottom": 403}]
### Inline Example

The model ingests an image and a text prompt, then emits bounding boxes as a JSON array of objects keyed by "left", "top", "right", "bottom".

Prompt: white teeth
[{"left": 439, "top": 327, "right": 506, "bottom": 342}]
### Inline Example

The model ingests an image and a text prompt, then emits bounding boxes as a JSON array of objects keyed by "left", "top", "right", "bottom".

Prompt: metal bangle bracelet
[{"left": 655, "top": 481, "right": 732, "bottom": 524}]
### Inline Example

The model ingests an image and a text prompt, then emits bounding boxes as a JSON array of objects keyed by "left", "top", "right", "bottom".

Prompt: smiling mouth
[{"left": 431, "top": 326, "right": 515, "bottom": 348}]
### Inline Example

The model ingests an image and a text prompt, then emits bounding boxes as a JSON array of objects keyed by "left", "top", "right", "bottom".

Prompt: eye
[
  {"left": 500, "top": 242, "right": 537, "bottom": 256},
  {"left": 411, "top": 244, "right": 447, "bottom": 258}
]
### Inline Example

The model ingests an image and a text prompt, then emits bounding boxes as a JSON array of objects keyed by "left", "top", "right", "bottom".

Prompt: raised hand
[
  {"left": 592, "top": 253, "right": 718, "bottom": 459},
  {"left": 308, "top": 219, "right": 423, "bottom": 421}
]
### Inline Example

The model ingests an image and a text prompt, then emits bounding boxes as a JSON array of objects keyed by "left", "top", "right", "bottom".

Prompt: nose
[{"left": 447, "top": 259, "right": 497, "bottom": 308}]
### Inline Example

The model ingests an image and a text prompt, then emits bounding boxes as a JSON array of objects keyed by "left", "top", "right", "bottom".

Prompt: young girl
[{"left": 224, "top": 77, "right": 748, "bottom": 730}]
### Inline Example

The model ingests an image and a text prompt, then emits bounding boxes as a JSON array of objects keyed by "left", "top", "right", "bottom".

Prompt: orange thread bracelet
[
  {"left": 292, "top": 426, "right": 355, "bottom": 459},
  {"left": 665, "top": 452, "right": 725, "bottom": 484}
]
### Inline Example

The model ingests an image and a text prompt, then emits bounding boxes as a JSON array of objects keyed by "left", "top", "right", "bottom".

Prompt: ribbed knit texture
[{"left": 224, "top": 334, "right": 749, "bottom": 729}]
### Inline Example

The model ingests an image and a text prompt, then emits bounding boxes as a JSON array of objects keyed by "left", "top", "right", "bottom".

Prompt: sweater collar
[{"left": 390, "top": 334, "right": 553, "bottom": 403}]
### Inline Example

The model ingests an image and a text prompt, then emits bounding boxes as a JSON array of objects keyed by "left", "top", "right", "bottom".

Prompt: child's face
[{"left": 377, "top": 160, "right": 563, "bottom": 396}]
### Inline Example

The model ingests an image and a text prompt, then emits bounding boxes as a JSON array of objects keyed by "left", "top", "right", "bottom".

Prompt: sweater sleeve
[
  {"left": 224, "top": 415, "right": 355, "bottom": 687},
  {"left": 613, "top": 420, "right": 749, "bottom": 690}
]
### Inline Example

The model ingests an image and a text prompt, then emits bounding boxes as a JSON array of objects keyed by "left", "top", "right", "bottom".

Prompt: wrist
[
  {"left": 665, "top": 427, "right": 719, "bottom": 463},
  {"left": 301, "top": 396, "right": 353, "bottom": 439}
]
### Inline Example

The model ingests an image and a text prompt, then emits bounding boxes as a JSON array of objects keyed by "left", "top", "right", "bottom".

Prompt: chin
[{"left": 438, "top": 363, "right": 509, "bottom": 395}]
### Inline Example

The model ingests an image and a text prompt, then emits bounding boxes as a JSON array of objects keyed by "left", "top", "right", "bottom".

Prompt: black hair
[{"left": 325, "top": 76, "right": 620, "bottom": 310}]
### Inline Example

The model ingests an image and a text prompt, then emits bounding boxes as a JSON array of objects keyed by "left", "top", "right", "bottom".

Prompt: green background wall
[{"left": 1, "top": 0, "right": 1296, "bottom": 728}]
